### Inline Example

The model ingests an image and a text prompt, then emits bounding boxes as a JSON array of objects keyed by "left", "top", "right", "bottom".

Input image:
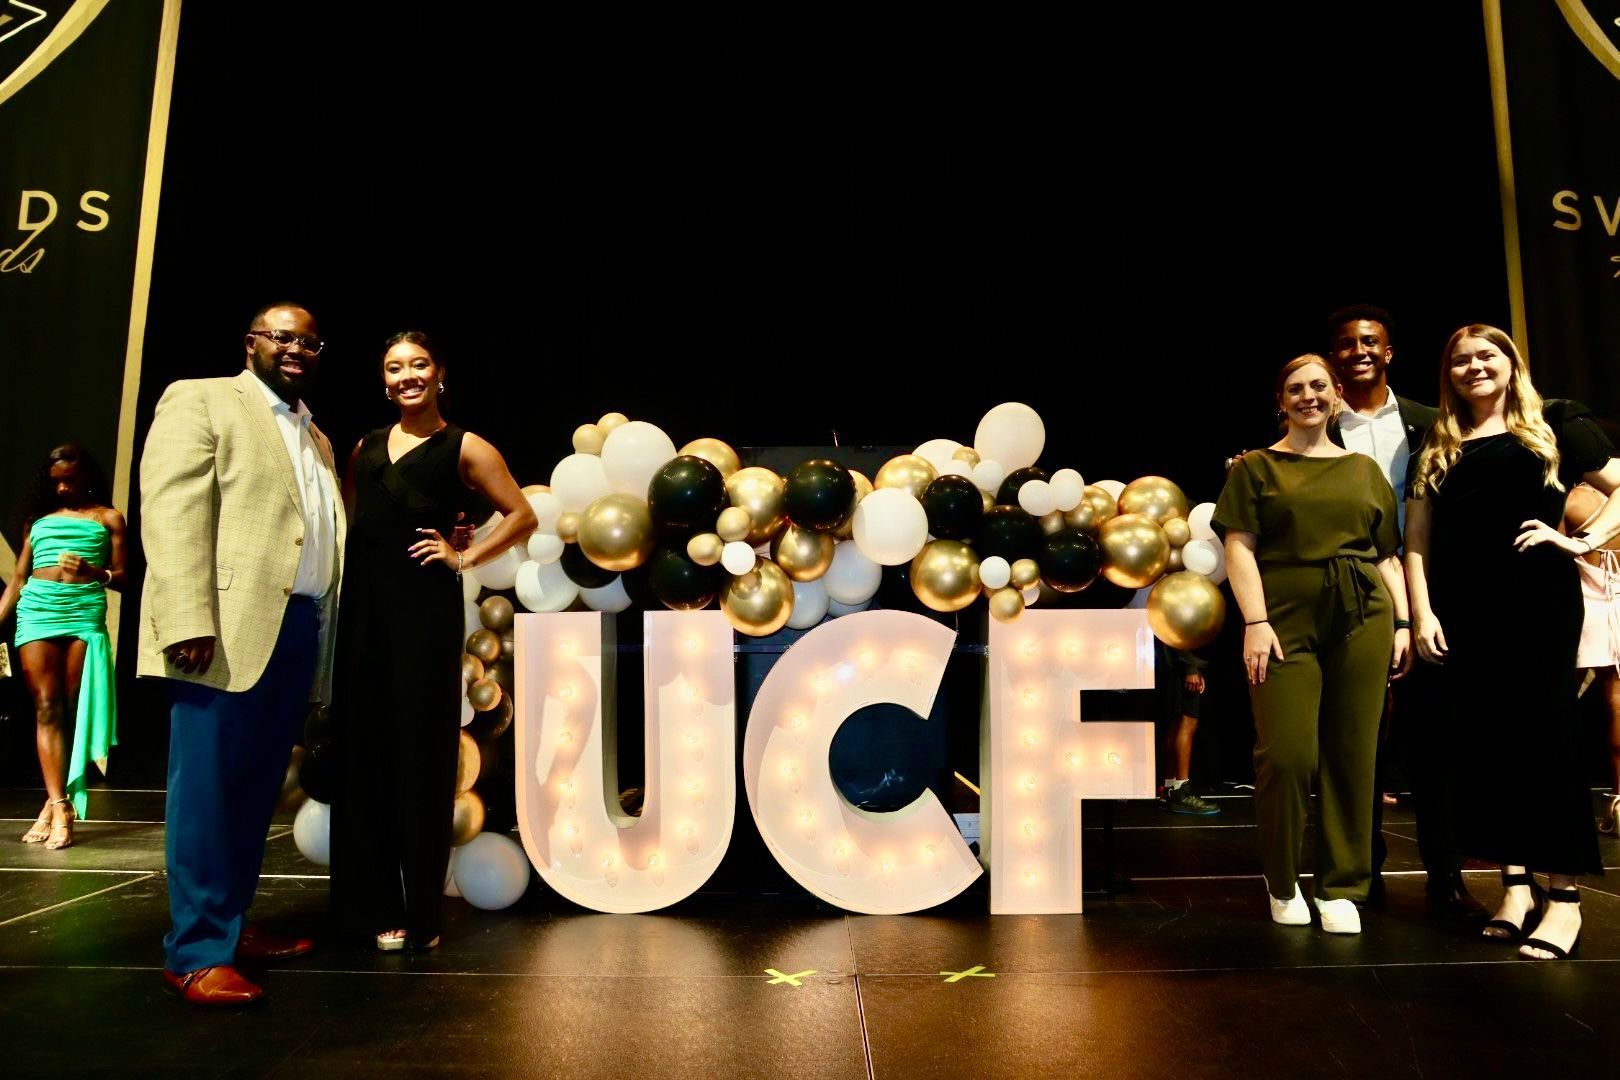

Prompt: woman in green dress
[
  {"left": 1214, "top": 355, "right": 1411, "bottom": 934},
  {"left": 0, "top": 445, "right": 125, "bottom": 849}
]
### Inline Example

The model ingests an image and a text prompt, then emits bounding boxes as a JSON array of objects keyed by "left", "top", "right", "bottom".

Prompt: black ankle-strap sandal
[
  {"left": 1482, "top": 873, "right": 1544, "bottom": 942},
  {"left": 1520, "top": 887, "right": 1581, "bottom": 961}
]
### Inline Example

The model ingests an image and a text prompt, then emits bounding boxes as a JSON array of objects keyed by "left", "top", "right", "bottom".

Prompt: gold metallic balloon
[
  {"left": 452, "top": 790, "right": 486, "bottom": 846},
  {"left": 910, "top": 540, "right": 982, "bottom": 612},
  {"left": 461, "top": 652, "right": 485, "bottom": 684},
  {"left": 1039, "top": 510, "right": 1066, "bottom": 535},
  {"left": 952, "top": 447, "right": 982, "bottom": 467},
  {"left": 572, "top": 423, "right": 605, "bottom": 455},
  {"left": 679, "top": 437, "right": 742, "bottom": 480},
  {"left": 1118, "top": 476, "right": 1190, "bottom": 525},
  {"left": 1099, "top": 513, "right": 1172, "bottom": 589},
  {"left": 556, "top": 511, "right": 580, "bottom": 544},
  {"left": 456, "top": 732, "right": 482, "bottom": 795},
  {"left": 1163, "top": 517, "right": 1192, "bottom": 548},
  {"left": 981, "top": 488, "right": 995, "bottom": 513},
  {"left": 875, "top": 454, "right": 938, "bottom": 500},
  {"left": 1065, "top": 486, "right": 1118, "bottom": 533},
  {"left": 835, "top": 471, "right": 874, "bottom": 541},
  {"left": 1010, "top": 558, "right": 1041, "bottom": 589},
  {"left": 771, "top": 523, "right": 835, "bottom": 582},
  {"left": 1166, "top": 546, "right": 1184, "bottom": 572},
  {"left": 467, "top": 677, "right": 502, "bottom": 712},
  {"left": 578, "top": 493, "right": 656, "bottom": 572},
  {"left": 479, "top": 595, "right": 515, "bottom": 633},
  {"left": 725, "top": 467, "right": 787, "bottom": 544},
  {"left": 722, "top": 559, "right": 795, "bottom": 637},
  {"left": 989, "top": 586, "right": 1025, "bottom": 622},
  {"left": 466, "top": 629, "right": 502, "bottom": 664},
  {"left": 1147, "top": 570, "right": 1227, "bottom": 650},
  {"left": 276, "top": 747, "right": 308, "bottom": 813},
  {"left": 597, "top": 411, "right": 629, "bottom": 434},
  {"left": 687, "top": 532, "right": 724, "bottom": 566},
  {"left": 716, "top": 506, "right": 752, "bottom": 543}
]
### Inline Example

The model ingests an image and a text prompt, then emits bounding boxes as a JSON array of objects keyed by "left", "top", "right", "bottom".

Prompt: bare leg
[
  {"left": 1483, "top": 863, "right": 1536, "bottom": 940},
  {"left": 17, "top": 641, "right": 67, "bottom": 842},
  {"left": 1173, "top": 714, "right": 1197, "bottom": 780},
  {"left": 1521, "top": 874, "right": 1581, "bottom": 959}
]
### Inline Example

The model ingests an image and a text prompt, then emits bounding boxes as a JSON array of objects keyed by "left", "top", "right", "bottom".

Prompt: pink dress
[{"left": 1576, "top": 549, "right": 1620, "bottom": 670}]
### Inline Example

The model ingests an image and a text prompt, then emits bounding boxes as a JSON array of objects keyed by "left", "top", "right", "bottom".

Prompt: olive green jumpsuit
[{"left": 1214, "top": 451, "right": 1399, "bottom": 902}]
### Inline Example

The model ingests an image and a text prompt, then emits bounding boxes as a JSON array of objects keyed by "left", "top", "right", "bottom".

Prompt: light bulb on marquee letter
[
  {"left": 515, "top": 611, "right": 736, "bottom": 913},
  {"left": 744, "top": 610, "right": 982, "bottom": 914},
  {"left": 984, "top": 609, "right": 1156, "bottom": 914}
]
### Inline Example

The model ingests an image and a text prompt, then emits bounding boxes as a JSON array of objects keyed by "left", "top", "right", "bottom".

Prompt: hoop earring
[
  {"left": 384, "top": 388, "right": 393, "bottom": 401},
  {"left": 437, "top": 381, "right": 445, "bottom": 395}
]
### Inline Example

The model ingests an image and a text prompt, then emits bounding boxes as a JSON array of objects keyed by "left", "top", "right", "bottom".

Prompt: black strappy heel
[
  {"left": 1519, "top": 887, "right": 1581, "bottom": 960},
  {"left": 1482, "top": 872, "right": 1544, "bottom": 942}
]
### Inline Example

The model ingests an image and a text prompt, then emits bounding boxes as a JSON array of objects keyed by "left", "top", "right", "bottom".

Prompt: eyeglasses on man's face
[{"left": 248, "top": 328, "right": 325, "bottom": 355}]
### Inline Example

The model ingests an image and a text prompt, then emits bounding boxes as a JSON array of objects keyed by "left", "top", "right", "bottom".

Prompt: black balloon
[
  {"left": 784, "top": 459, "right": 856, "bottom": 533},
  {"left": 486, "top": 660, "right": 514, "bottom": 694},
  {"left": 561, "top": 541, "right": 617, "bottom": 589},
  {"left": 921, "top": 475, "right": 984, "bottom": 540},
  {"left": 996, "top": 466, "right": 1050, "bottom": 507},
  {"left": 647, "top": 544, "right": 725, "bottom": 611},
  {"left": 466, "top": 694, "right": 515, "bottom": 743},
  {"left": 302, "top": 704, "right": 334, "bottom": 757},
  {"left": 296, "top": 747, "right": 337, "bottom": 803},
  {"left": 647, "top": 455, "right": 727, "bottom": 536},
  {"left": 1039, "top": 528, "right": 1102, "bottom": 593},
  {"left": 976, "top": 505, "right": 1044, "bottom": 564}
]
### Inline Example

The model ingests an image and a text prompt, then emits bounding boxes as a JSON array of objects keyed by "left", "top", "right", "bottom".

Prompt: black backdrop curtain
[{"left": 89, "top": 0, "right": 1520, "bottom": 783}]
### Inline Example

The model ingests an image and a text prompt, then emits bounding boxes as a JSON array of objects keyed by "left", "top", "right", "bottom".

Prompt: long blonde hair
[{"left": 1410, "top": 324, "right": 1561, "bottom": 497}]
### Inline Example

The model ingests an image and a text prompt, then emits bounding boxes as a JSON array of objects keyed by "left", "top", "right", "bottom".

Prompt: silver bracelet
[{"left": 456, "top": 551, "right": 464, "bottom": 580}]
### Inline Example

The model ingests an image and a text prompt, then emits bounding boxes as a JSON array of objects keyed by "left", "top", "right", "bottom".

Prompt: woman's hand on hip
[
  {"left": 1413, "top": 613, "right": 1448, "bottom": 664},
  {"left": 1389, "top": 627, "right": 1413, "bottom": 680},
  {"left": 1243, "top": 621, "right": 1284, "bottom": 686},
  {"left": 409, "top": 528, "right": 455, "bottom": 569}
]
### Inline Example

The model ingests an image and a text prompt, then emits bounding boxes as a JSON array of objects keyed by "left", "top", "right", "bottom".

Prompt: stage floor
[{"left": 2, "top": 788, "right": 1618, "bottom": 1079}]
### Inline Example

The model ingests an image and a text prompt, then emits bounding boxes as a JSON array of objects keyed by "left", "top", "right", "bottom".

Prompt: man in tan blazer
[{"left": 139, "top": 301, "right": 345, "bottom": 1006}]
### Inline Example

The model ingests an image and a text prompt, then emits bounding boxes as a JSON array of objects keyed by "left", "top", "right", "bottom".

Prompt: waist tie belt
[{"left": 1319, "top": 556, "right": 1381, "bottom": 649}]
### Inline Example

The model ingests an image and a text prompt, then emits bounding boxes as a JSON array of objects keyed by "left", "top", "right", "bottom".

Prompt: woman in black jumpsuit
[{"left": 330, "top": 331, "right": 535, "bottom": 950}]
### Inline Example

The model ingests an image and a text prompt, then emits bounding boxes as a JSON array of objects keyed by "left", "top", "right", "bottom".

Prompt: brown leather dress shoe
[
  {"left": 163, "top": 965, "right": 263, "bottom": 1006},
  {"left": 237, "top": 924, "right": 316, "bottom": 961}
]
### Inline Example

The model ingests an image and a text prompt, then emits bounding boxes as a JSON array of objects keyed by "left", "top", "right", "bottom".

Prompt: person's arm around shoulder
[{"left": 140, "top": 380, "right": 220, "bottom": 674}]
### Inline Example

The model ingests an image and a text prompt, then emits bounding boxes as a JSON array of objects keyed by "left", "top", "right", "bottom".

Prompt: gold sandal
[
  {"left": 20, "top": 803, "right": 52, "bottom": 844},
  {"left": 376, "top": 930, "right": 407, "bottom": 952},
  {"left": 42, "top": 798, "right": 74, "bottom": 851}
]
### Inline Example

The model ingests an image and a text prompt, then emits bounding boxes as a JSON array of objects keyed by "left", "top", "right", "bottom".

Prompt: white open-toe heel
[
  {"left": 1313, "top": 896, "right": 1362, "bottom": 934},
  {"left": 1267, "top": 880, "right": 1310, "bottom": 926}
]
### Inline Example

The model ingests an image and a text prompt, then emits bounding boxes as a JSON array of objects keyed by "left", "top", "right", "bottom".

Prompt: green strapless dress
[{"left": 16, "top": 515, "right": 118, "bottom": 819}]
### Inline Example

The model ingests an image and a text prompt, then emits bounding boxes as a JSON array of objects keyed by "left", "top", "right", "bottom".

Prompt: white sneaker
[
  {"left": 1313, "top": 896, "right": 1362, "bottom": 934},
  {"left": 1267, "top": 881, "right": 1310, "bottom": 926}
]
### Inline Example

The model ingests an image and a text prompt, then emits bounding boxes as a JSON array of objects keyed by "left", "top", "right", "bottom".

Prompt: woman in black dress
[
  {"left": 330, "top": 331, "right": 536, "bottom": 951},
  {"left": 1406, "top": 324, "right": 1620, "bottom": 961}
]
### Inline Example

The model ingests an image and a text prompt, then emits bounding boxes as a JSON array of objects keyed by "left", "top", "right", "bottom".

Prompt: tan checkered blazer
[{"left": 137, "top": 369, "right": 347, "bottom": 701}]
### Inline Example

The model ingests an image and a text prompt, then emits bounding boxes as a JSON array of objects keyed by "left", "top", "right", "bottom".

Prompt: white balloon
[
  {"left": 912, "top": 438, "right": 964, "bottom": 474},
  {"left": 515, "top": 559, "right": 579, "bottom": 613},
  {"left": 1022, "top": 585, "right": 1041, "bottom": 606},
  {"left": 473, "top": 546, "right": 523, "bottom": 591},
  {"left": 463, "top": 600, "right": 483, "bottom": 637},
  {"left": 293, "top": 799, "right": 331, "bottom": 866},
  {"left": 600, "top": 420, "right": 677, "bottom": 498},
  {"left": 461, "top": 696, "right": 474, "bottom": 728},
  {"left": 461, "top": 571, "right": 482, "bottom": 604},
  {"left": 1181, "top": 538, "right": 1226, "bottom": 585},
  {"left": 1018, "top": 479, "right": 1057, "bottom": 518},
  {"left": 527, "top": 532, "right": 564, "bottom": 564},
  {"left": 822, "top": 541, "right": 883, "bottom": 605},
  {"left": 550, "top": 453, "right": 611, "bottom": 512},
  {"left": 444, "top": 850, "right": 463, "bottom": 897},
  {"left": 1096, "top": 478, "right": 1126, "bottom": 500},
  {"left": 721, "top": 541, "right": 758, "bottom": 576},
  {"left": 1187, "top": 502, "right": 1218, "bottom": 541},
  {"left": 826, "top": 597, "right": 872, "bottom": 617},
  {"left": 452, "top": 832, "right": 531, "bottom": 911},
  {"left": 938, "top": 459, "right": 974, "bottom": 478},
  {"left": 852, "top": 488, "right": 929, "bottom": 566},
  {"left": 979, "top": 555, "right": 1011, "bottom": 590},
  {"left": 973, "top": 402, "right": 1045, "bottom": 472},
  {"left": 786, "top": 577, "right": 831, "bottom": 629},
  {"left": 580, "top": 575, "right": 632, "bottom": 613},
  {"left": 972, "top": 459, "right": 1006, "bottom": 495},
  {"left": 1050, "top": 469, "right": 1085, "bottom": 512},
  {"left": 526, "top": 490, "right": 563, "bottom": 534}
]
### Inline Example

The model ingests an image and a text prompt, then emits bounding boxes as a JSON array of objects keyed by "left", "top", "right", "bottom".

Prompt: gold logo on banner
[
  {"left": 0, "top": 188, "right": 110, "bottom": 273},
  {"left": 1556, "top": 0, "right": 1620, "bottom": 80}
]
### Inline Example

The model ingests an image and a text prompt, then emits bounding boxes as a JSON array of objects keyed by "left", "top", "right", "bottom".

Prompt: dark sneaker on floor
[{"left": 1161, "top": 784, "right": 1221, "bottom": 816}]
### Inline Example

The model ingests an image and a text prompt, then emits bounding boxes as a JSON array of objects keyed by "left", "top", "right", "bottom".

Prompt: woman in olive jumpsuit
[{"left": 1215, "top": 355, "right": 1412, "bottom": 933}]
